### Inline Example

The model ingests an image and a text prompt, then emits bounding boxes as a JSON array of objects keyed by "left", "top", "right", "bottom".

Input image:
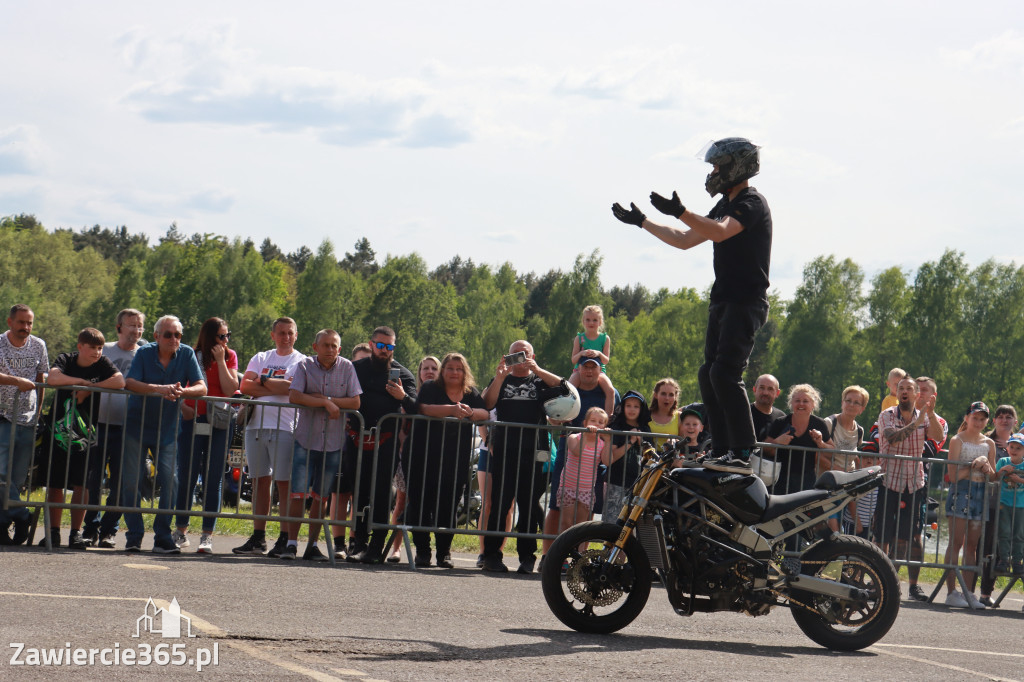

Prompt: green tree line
[{"left": 3, "top": 213, "right": 1022, "bottom": 429}]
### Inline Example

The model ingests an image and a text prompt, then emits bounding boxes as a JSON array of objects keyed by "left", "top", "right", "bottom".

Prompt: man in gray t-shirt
[
  {"left": 83, "top": 309, "right": 145, "bottom": 546},
  {"left": 0, "top": 304, "right": 48, "bottom": 544}
]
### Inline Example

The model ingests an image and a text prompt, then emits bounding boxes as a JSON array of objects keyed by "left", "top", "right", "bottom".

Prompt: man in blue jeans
[
  {"left": 121, "top": 315, "right": 206, "bottom": 553},
  {"left": 83, "top": 308, "right": 145, "bottom": 547},
  {"left": 612, "top": 137, "right": 771, "bottom": 474},
  {"left": 0, "top": 304, "right": 48, "bottom": 546}
]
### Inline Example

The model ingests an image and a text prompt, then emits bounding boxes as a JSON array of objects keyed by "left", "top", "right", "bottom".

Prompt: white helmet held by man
[{"left": 543, "top": 380, "right": 581, "bottom": 422}]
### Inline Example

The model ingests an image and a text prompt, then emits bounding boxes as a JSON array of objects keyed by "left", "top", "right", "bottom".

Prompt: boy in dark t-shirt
[
  {"left": 612, "top": 137, "right": 771, "bottom": 474},
  {"left": 41, "top": 328, "right": 125, "bottom": 549}
]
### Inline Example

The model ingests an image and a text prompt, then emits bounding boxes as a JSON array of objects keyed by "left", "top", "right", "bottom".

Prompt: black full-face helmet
[{"left": 700, "top": 137, "right": 760, "bottom": 196}]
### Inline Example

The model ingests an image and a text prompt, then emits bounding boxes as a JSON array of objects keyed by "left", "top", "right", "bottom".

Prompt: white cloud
[
  {"left": 104, "top": 187, "right": 235, "bottom": 217},
  {"left": 944, "top": 30, "right": 1024, "bottom": 72},
  {"left": 0, "top": 125, "right": 43, "bottom": 175},
  {"left": 117, "top": 23, "right": 471, "bottom": 149}
]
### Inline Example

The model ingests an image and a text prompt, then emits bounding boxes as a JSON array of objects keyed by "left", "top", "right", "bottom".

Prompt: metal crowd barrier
[
  {"left": 756, "top": 438, "right": 1023, "bottom": 607},
  {"left": 1, "top": 384, "right": 367, "bottom": 564},
  {"left": 4, "top": 388, "right": 1022, "bottom": 598}
]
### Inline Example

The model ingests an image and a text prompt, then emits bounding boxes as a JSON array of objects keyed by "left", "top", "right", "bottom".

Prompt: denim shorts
[
  {"left": 946, "top": 479, "right": 986, "bottom": 521},
  {"left": 290, "top": 442, "right": 340, "bottom": 500}
]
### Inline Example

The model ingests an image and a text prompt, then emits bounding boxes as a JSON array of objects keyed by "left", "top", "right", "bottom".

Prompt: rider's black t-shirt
[{"left": 708, "top": 186, "right": 772, "bottom": 305}]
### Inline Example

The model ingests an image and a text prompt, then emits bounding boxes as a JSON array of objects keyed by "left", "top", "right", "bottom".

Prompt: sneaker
[
  {"left": 67, "top": 530, "right": 89, "bottom": 551},
  {"left": 197, "top": 533, "right": 213, "bottom": 554},
  {"left": 414, "top": 552, "right": 432, "bottom": 567},
  {"left": 387, "top": 549, "right": 402, "bottom": 563},
  {"left": 345, "top": 542, "right": 367, "bottom": 563},
  {"left": 475, "top": 553, "right": 486, "bottom": 569},
  {"left": 279, "top": 543, "right": 298, "bottom": 560},
  {"left": 266, "top": 535, "right": 288, "bottom": 558},
  {"left": 0, "top": 522, "right": 11, "bottom": 545},
  {"left": 437, "top": 554, "right": 455, "bottom": 569},
  {"left": 481, "top": 555, "right": 508, "bottom": 573},
  {"left": 1014, "top": 562, "right": 1024, "bottom": 577},
  {"left": 944, "top": 591, "right": 969, "bottom": 608},
  {"left": 908, "top": 584, "right": 928, "bottom": 602},
  {"left": 98, "top": 534, "right": 117, "bottom": 549},
  {"left": 517, "top": 556, "right": 537, "bottom": 574},
  {"left": 994, "top": 560, "right": 1011, "bottom": 574},
  {"left": 11, "top": 517, "right": 30, "bottom": 546},
  {"left": 979, "top": 595, "right": 995, "bottom": 608},
  {"left": 303, "top": 545, "right": 328, "bottom": 562},
  {"left": 349, "top": 549, "right": 383, "bottom": 565},
  {"left": 38, "top": 529, "right": 61, "bottom": 548},
  {"left": 964, "top": 591, "right": 987, "bottom": 609},
  {"left": 81, "top": 528, "right": 99, "bottom": 546},
  {"left": 171, "top": 529, "right": 189, "bottom": 548},
  {"left": 124, "top": 538, "right": 142, "bottom": 552},
  {"left": 232, "top": 534, "right": 267, "bottom": 556},
  {"left": 152, "top": 536, "right": 182, "bottom": 554},
  {"left": 702, "top": 451, "right": 754, "bottom": 475}
]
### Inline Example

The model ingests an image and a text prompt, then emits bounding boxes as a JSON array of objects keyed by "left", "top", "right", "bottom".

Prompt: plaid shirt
[
  {"left": 877, "top": 406, "right": 931, "bottom": 493},
  {"left": 291, "top": 356, "right": 361, "bottom": 452}
]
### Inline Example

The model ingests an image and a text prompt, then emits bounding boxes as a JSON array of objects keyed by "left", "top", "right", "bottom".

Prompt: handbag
[
  {"left": 750, "top": 452, "right": 780, "bottom": 486},
  {"left": 208, "top": 401, "right": 233, "bottom": 430}
]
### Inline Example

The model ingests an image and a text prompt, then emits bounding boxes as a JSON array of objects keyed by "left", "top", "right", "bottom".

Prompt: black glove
[
  {"left": 649, "top": 191, "right": 686, "bottom": 219},
  {"left": 611, "top": 202, "right": 646, "bottom": 227}
]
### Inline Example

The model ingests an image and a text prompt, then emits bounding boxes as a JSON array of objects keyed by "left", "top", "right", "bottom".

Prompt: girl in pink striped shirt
[{"left": 558, "top": 407, "right": 612, "bottom": 532}]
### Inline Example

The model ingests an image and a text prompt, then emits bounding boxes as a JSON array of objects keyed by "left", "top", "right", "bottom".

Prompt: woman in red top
[{"left": 173, "top": 317, "right": 240, "bottom": 554}]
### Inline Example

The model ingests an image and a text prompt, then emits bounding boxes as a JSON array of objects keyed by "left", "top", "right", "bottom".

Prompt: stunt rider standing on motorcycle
[{"left": 612, "top": 138, "right": 771, "bottom": 475}]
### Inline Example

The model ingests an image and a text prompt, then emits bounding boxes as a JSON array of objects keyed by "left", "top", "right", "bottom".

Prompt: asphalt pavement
[{"left": 1, "top": 534, "right": 1022, "bottom": 681}]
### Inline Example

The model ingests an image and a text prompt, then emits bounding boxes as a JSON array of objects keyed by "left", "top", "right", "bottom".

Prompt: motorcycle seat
[
  {"left": 760, "top": 489, "right": 831, "bottom": 523},
  {"left": 813, "top": 466, "right": 882, "bottom": 492}
]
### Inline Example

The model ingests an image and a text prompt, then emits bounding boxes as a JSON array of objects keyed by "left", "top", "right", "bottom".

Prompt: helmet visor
[{"left": 696, "top": 139, "right": 718, "bottom": 162}]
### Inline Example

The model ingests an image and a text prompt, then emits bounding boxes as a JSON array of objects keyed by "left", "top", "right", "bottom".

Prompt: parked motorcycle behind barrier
[{"left": 541, "top": 443, "right": 900, "bottom": 651}]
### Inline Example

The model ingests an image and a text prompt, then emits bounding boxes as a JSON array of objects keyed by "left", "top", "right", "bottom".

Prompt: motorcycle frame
[{"left": 608, "top": 453, "right": 884, "bottom": 614}]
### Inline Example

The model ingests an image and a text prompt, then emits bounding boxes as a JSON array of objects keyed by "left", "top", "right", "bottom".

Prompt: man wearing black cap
[{"left": 612, "top": 137, "right": 771, "bottom": 474}]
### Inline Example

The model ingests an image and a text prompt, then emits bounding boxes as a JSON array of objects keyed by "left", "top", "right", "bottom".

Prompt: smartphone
[
  {"left": 389, "top": 368, "right": 402, "bottom": 382},
  {"left": 504, "top": 351, "right": 526, "bottom": 366}
]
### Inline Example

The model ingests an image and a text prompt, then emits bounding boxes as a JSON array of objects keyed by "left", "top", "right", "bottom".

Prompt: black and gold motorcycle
[{"left": 541, "top": 445, "right": 900, "bottom": 651}]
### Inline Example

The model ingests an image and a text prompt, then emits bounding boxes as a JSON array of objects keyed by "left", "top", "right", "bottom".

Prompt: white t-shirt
[
  {"left": 97, "top": 341, "right": 138, "bottom": 426},
  {"left": 244, "top": 348, "right": 306, "bottom": 432},
  {"left": 0, "top": 331, "right": 49, "bottom": 425}
]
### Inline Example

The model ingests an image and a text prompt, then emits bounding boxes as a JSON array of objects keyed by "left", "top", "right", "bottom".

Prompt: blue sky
[{"left": 2, "top": 1, "right": 1022, "bottom": 299}]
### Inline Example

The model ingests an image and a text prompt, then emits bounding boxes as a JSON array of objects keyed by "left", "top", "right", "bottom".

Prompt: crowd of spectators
[{"left": 1, "top": 303, "right": 1022, "bottom": 612}]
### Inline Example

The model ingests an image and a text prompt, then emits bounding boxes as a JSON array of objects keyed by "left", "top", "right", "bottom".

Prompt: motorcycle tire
[
  {"left": 541, "top": 520, "right": 652, "bottom": 634},
  {"left": 789, "top": 534, "right": 900, "bottom": 651}
]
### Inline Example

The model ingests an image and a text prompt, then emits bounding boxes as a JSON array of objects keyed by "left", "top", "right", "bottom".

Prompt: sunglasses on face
[
  {"left": 217, "top": 332, "right": 232, "bottom": 341},
  {"left": 161, "top": 331, "right": 182, "bottom": 339},
  {"left": 375, "top": 342, "right": 396, "bottom": 351}
]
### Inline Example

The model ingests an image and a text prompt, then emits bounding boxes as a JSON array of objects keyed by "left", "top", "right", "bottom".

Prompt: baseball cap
[
  {"left": 579, "top": 356, "right": 601, "bottom": 367},
  {"left": 967, "top": 401, "right": 990, "bottom": 417},
  {"left": 1007, "top": 432, "right": 1024, "bottom": 448},
  {"left": 679, "top": 407, "right": 703, "bottom": 421}
]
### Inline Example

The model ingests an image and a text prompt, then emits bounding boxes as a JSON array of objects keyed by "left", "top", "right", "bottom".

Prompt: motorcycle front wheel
[
  {"left": 789, "top": 534, "right": 900, "bottom": 651},
  {"left": 541, "top": 520, "right": 652, "bottom": 634}
]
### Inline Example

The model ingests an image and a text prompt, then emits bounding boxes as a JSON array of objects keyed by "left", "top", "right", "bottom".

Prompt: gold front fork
[{"left": 613, "top": 467, "right": 666, "bottom": 550}]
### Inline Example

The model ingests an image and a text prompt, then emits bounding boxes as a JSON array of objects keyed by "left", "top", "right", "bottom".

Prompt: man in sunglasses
[
  {"left": 121, "top": 315, "right": 206, "bottom": 553},
  {"left": 345, "top": 325, "right": 417, "bottom": 563}
]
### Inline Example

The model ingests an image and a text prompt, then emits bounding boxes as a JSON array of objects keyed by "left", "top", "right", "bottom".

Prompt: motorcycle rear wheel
[
  {"left": 541, "top": 520, "right": 652, "bottom": 634},
  {"left": 790, "top": 534, "right": 900, "bottom": 651}
]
